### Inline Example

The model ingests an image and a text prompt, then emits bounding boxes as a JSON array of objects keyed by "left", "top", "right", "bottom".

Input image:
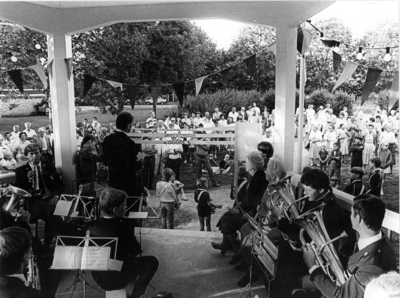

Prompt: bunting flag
[
  {"left": 83, "top": 74, "right": 96, "bottom": 98},
  {"left": 7, "top": 69, "right": 24, "bottom": 93},
  {"left": 126, "top": 85, "right": 139, "bottom": 110},
  {"left": 297, "top": 26, "right": 313, "bottom": 55},
  {"left": 28, "top": 63, "right": 48, "bottom": 89},
  {"left": 332, "top": 51, "right": 342, "bottom": 72},
  {"left": 269, "top": 43, "right": 276, "bottom": 55},
  {"left": 64, "top": 58, "right": 73, "bottom": 80},
  {"left": 321, "top": 40, "right": 340, "bottom": 48},
  {"left": 243, "top": 54, "right": 257, "bottom": 81},
  {"left": 195, "top": 75, "right": 208, "bottom": 96},
  {"left": 332, "top": 61, "right": 359, "bottom": 92},
  {"left": 172, "top": 82, "right": 185, "bottom": 106},
  {"left": 46, "top": 59, "right": 53, "bottom": 77},
  {"left": 150, "top": 87, "right": 160, "bottom": 115},
  {"left": 361, "top": 68, "right": 382, "bottom": 105},
  {"left": 105, "top": 79, "right": 123, "bottom": 90},
  {"left": 220, "top": 68, "right": 230, "bottom": 87},
  {"left": 388, "top": 71, "right": 399, "bottom": 111}
]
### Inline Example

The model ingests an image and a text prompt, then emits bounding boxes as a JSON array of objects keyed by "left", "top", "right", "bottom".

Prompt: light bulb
[
  {"left": 356, "top": 47, "right": 363, "bottom": 60},
  {"left": 384, "top": 47, "right": 391, "bottom": 62},
  {"left": 35, "top": 43, "right": 41, "bottom": 49},
  {"left": 11, "top": 56, "right": 17, "bottom": 62}
]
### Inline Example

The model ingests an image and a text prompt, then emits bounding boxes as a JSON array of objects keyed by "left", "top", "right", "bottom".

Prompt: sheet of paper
[
  {"left": 81, "top": 246, "right": 110, "bottom": 271},
  {"left": 51, "top": 246, "right": 83, "bottom": 269},
  {"left": 53, "top": 200, "right": 73, "bottom": 216},
  {"left": 128, "top": 212, "right": 148, "bottom": 219},
  {"left": 108, "top": 259, "right": 123, "bottom": 271},
  {"left": 70, "top": 211, "right": 79, "bottom": 218}
]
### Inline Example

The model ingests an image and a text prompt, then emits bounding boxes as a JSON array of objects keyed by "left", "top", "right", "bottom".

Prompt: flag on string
[
  {"left": 106, "top": 79, "right": 123, "bottom": 90},
  {"left": 28, "top": 63, "right": 48, "bottom": 89},
  {"left": 64, "top": 58, "right": 73, "bottom": 80},
  {"left": 269, "top": 43, "right": 276, "bottom": 55},
  {"left": 220, "top": 67, "right": 230, "bottom": 87},
  {"left": 46, "top": 59, "right": 53, "bottom": 77},
  {"left": 332, "top": 61, "right": 359, "bottom": 92},
  {"left": 321, "top": 40, "right": 340, "bottom": 48},
  {"left": 297, "top": 26, "right": 313, "bottom": 55},
  {"left": 332, "top": 51, "right": 342, "bottom": 72},
  {"left": 195, "top": 76, "right": 208, "bottom": 96},
  {"left": 243, "top": 54, "right": 257, "bottom": 81},
  {"left": 388, "top": 71, "right": 399, "bottom": 111},
  {"left": 361, "top": 68, "right": 382, "bottom": 105},
  {"left": 8, "top": 69, "right": 24, "bottom": 93},
  {"left": 150, "top": 87, "right": 160, "bottom": 115},
  {"left": 126, "top": 85, "right": 139, "bottom": 110},
  {"left": 83, "top": 74, "right": 96, "bottom": 98},
  {"left": 172, "top": 82, "right": 185, "bottom": 106}
]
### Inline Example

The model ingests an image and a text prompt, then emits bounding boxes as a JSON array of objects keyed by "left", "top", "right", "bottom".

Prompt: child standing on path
[
  {"left": 318, "top": 141, "right": 329, "bottom": 173},
  {"left": 194, "top": 178, "right": 222, "bottom": 231},
  {"left": 329, "top": 142, "right": 342, "bottom": 181},
  {"left": 378, "top": 141, "right": 393, "bottom": 196}
]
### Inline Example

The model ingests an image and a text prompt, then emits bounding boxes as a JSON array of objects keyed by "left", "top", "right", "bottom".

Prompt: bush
[
  {"left": 305, "top": 88, "right": 334, "bottom": 110},
  {"left": 332, "top": 90, "right": 353, "bottom": 116}
]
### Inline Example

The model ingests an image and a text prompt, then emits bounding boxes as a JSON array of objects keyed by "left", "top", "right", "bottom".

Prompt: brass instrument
[
  {"left": 26, "top": 253, "right": 41, "bottom": 290},
  {"left": 5, "top": 185, "right": 32, "bottom": 211},
  {"left": 269, "top": 175, "right": 349, "bottom": 285}
]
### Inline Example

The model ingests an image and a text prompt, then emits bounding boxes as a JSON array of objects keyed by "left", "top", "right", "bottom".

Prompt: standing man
[
  {"left": 15, "top": 143, "right": 64, "bottom": 250},
  {"left": 103, "top": 112, "right": 139, "bottom": 196},
  {"left": 228, "top": 107, "right": 239, "bottom": 123},
  {"left": 212, "top": 107, "right": 222, "bottom": 125},
  {"left": 32, "top": 127, "right": 53, "bottom": 165},
  {"left": 302, "top": 194, "right": 396, "bottom": 298},
  {"left": 194, "top": 131, "right": 219, "bottom": 187},
  {"left": 23, "top": 122, "right": 36, "bottom": 139},
  {"left": 252, "top": 102, "right": 261, "bottom": 116},
  {"left": 10, "top": 125, "right": 20, "bottom": 142},
  {"left": 142, "top": 135, "right": 158, "bottom": 190}
]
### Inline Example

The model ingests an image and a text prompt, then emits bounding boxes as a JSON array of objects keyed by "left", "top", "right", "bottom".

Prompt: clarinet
[{"left": 26, "top": 253, "right": 41, "bottom": 290}]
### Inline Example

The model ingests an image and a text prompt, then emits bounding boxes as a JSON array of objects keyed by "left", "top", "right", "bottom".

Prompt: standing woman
[
  {"left": 363, "top": 124, "right": 377, "bottom": 171},
  {"left": 309, "top": 125, "right": 322, "bottom": 166},
  {"left": 12, "top": 132, "right": 30, "bottom": 164},
  {"left": 337, "top": 123, "right": 350, "bottom": 162},
  {"left": 156, "top": 168, "right": 180, "bottom": 229}
]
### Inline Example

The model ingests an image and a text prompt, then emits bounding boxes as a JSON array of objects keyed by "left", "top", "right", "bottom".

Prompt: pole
[{"left": 296, "top": 54, "right": 305, "bottom": 173}]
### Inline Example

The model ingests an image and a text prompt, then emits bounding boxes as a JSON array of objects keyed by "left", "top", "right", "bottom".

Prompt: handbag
[{"left": 305, "top": 142, "right": 310, "bottom": 150}]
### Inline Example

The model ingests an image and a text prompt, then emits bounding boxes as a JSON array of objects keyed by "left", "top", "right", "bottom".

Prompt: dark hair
[
  {"left": 302, "top": 166, "right": 312, "bottom": 174},
  {"left": 350, "top": 167, "right": 364, "bottom": 179},
  {"left": 370, "top": 157, "right": 382, "bottom": 168},
  {"left": 353, "top": 194, "right": 385, "bottom": 231},
  {"left": 19, "top": 132, "right": 27, "bottom": 139},
  {"left": 300, "top": 169, "right": 330, "bottom": 191},
  {"left": 99, "top": 188, "right": 127, "bottom": 216},
  {"left": 4, "top": 132, "right": 10, "bottom": 138},
  {"left": 116, "top": 112, "right": 134, "bottom": 130},
  {"left": 24, "top": 143, "right": 41, "bottom": 156},
  {"left": 81, "top": 134, "right": 97, "bottom": 146},
  {"left": 162, "top": 168, "right": 174, "bottom": 182},
  {"left": 0, "top": 227, "right": 31, "bottom": 276},
  {"left": 257, "top": 141, "right": 274, "bottom": 158},
  {"left": 238, "top": 166, "right": 247, "bottom": 178}
]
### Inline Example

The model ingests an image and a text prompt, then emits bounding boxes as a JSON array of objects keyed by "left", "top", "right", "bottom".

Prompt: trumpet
[
  {"left": 26, "top": 253, "right": 41, "bottom": 290},
  {"left": 4, "top": 185, "right": 32, "bottom": 212}
]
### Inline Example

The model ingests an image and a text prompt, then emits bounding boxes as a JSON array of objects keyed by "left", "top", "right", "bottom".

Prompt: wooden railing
[{"left": 290, "top": 173, "right": 399, "bottom": 240}]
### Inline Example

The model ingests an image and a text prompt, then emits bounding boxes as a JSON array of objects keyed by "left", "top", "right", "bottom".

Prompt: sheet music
[
  {"left": 51, "top": 246, "right": 83, "bottom": 269},
  {"left": 108, "top": 259, "right": 123, "bottom": 271},
  {"left": 53, "top": 200, "right": 73, "bottom": 216},
  {"left": 81, "top": 246, "right": 110, "bottom": 270},
  {"left": 128, "top": 212, "right": 148, "bottom": 219}
]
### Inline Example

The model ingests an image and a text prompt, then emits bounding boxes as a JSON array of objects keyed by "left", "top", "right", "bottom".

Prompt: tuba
[
  {"left": 4, "top": 185, "right": 32, "bottom": 211},
  {"left": 269, "top": 175, "right": 349, "bottom": 285}
]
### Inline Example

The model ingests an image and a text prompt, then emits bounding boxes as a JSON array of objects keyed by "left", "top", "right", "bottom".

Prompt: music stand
[
  {"left": 126, "top": 191, "right": 159, "bottom": 219},
  {"left": 51, "top": 231, "right": 119, "bottom": 298}
]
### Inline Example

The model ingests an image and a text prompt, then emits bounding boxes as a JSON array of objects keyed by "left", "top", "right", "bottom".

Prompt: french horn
[{"left": 4, "top": 185, "right": 32, "bottom": 211}]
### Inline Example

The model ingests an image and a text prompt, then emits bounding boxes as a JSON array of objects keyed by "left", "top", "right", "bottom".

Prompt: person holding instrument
[
  {"left": 14, "top": 143, "right": 65, "bottom": 250},
  {"left": 300, "top": 194, "right": 396, "bottom": 298},
  {"left": 0, "top": 227, "right": 46, "bottom": 298},
  {"left": 89, "top": 188, "right": 159, "bottom": 298}
]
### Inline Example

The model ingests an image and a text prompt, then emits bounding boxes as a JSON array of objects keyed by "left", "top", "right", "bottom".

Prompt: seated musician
[
  {"left": 0, "top": 227, "right": 45, "bottom": 298},
  {"left": 299, "top": 169, "right": 354, "bottom": 288},
  {"left": 301, "top": 194, "right": 396, "bottom": 298},
  {"left": 88, "top": 188, "right": 159, "bottom": 298},
  {"left": 14, "top": 143, "right": 65, "bottom": 250}
]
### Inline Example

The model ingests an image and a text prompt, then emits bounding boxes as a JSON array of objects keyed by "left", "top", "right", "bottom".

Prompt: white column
[
  {"left": 47, "top": 33, "right": 76, "bottom": 193},
  {"left": 274, "top": 26, "right": 297, "bottom": 171}
]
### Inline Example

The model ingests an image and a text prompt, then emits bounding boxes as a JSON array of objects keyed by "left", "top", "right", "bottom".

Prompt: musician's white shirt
[
  {"left": 10, "top": 273, "right": 26, "bottom": 282},
  {"left": 358, "top": 231, "right": 382, "bottom": 251}
]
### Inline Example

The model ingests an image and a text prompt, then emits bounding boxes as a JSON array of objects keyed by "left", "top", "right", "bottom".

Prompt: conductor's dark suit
[
  {"left": 310, "top": 233, "right": 396, "bottom": 298},
  {"left": 102, "top": 131, "right": 138, "bottom": 196},
  {"left": 14, "top": 162, "right": 65, "bottom": 246}
]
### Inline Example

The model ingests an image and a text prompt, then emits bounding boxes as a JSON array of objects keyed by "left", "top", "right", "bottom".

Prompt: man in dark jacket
[
  {"left": 366, "top": 157, "right": 383, "bottom": 198},
  {"left": 102, "top": 112, "right": 139, "bottom": 196},
  {"left": 302, "top": 194, "right": 396, "bottom": 298},
  {"left": 343, "top": 167, "right": 366, "bottom": 196},
  {"left": 77, "top": 135, "right": 102, "bottom": 193},
  {"left": 14, "top": 143, "right": 65, "bottom": 248}
]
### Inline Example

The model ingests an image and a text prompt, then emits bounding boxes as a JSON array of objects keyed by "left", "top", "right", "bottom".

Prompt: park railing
[{"left": 290, "top": 173, "right": 399, "bottom": 241}]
